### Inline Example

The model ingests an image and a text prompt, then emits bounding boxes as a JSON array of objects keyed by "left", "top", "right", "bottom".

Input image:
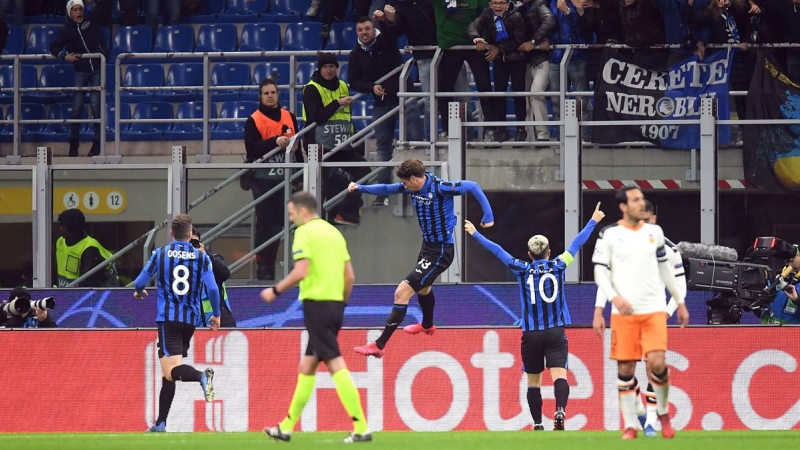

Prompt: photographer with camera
[
  {"left": 762, "top": 245, "right": 800, "bottom": 325},
  {"left": 191, "top": 227, "right": 236, "bottom": 328},
  {"left": 1, "top": 287, "right": 57, "bottom": 329}
]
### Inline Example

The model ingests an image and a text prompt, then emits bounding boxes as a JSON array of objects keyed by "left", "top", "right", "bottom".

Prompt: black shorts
[
  {"left": 404, "top": 242, "right": 455, "bottom": 292},
  {"left": 521, "top": 326, "right": 569, "bottom": 374},
  {"left": 157, "top": 321, "right": 195, "bottom": 358},
  {"left": 303, "top": 300, "right": 345, "bottom": 361}
]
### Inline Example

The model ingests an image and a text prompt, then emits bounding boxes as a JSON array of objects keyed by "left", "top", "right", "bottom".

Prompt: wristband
[{"left": 272, "top": 286, "right": 281, "bottom": 296}]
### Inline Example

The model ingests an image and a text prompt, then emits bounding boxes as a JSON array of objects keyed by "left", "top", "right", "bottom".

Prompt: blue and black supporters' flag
[
  {"left": 142, "top": 241, "right": 211, "bottom": 325},
  {"left": 509, "top": 257, "right": 571, "bottom": 332},
  {"left": 744, "top": 51, "right": 800, "bottom": 190},
  {"left": 593, "top": 49, "right": 732, "bottom": 148}
]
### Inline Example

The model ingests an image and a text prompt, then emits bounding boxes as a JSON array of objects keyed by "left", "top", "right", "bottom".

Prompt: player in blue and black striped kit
[
  {"left": 134, "top": 214, "right": 221, "bottom": 432},
  {"left": 348, "top": 158, "right": 494, "bottom": 358},
  {"left": 465, "top": 202, "right": 605, "bottom": 431}
]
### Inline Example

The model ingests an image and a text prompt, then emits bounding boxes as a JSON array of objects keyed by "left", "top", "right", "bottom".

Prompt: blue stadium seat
[
  {"left": 156, "top": 63, "right": 203, "bottom": 102},
  {"left": 165, "top": 101, "right": 215, "bottom": 140},
  {"left": 100, "top": 27, "right": 111, "bottom": 52},
  {"left": 122, "top": 101, "right": 173, "bottom": 141},
  {"left": 110, "top": 26, "right": 153, "bottom": 61},
  {"left": 240, "top": 23, "right": 281, "bottom": 54},
  {"left": 3, "top": 25, "right": 25, "bottom": 57},
  {"left": 326, "top": 22, "right": 357, "bottom": 51},
  {"left": 210, "top": 62, "right": 251, "bottom": 101},
  {"left": 338, "top": 62, "right": 349, "bottom": 84},
  {"left": 121, "top": 64, "right": 164, "bottom": 101},
  {"left": 351, "top": 100, "right": 373, "bottom": 133},
  {"left": 283, "top": 23, "right": 323, "bottom": 53},
  {"left": 81, "top": 103, "right": 130, "bottom": 141},
  {"left": 211, "top": 101, "right": 256, "bottom": 140},
  {"left": 6, "top": 104, "right": 46, "bottom": 142},
  {"left": 295, "top": 62, "right": 316, "bottom": 86},
  {"left": 0, "top": 65, "right": 37, "bottom": 104},
  {"left": 29, "top": 65, "right": 75, "bottom": 104},
  {"left": 261, "top": 0, "right": 303, "bottom": 22},
  {"left": 253, "top": 62, "right": 290, "bottom": 86},
  {"left": 153, "top": 25, "right": 196, "bottom": 54},
  {"left": 196, "top": 24, "right": 238, "bottom": 53},
  {"left": 37, "top": 102, "right": 83, "bottom": 142},
  {"left": 217, "top": 0, "right": 267, "bottom": 22},
  {"left": 26, "top": 26, "right": 61, "bottom": 56},
  {"left": 187, "top": 0, "right": 227, "bottom": 22}
]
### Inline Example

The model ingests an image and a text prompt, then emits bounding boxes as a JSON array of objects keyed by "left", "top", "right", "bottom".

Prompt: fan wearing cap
[
  {"left": 301, "top": 52, "right": 370, "bottom": 227},
  {"left": 49, "top": 0, "right": 108, "bottom": 158},
  {"left": 464, "top": 202, "right": 605, "bottom": 431},
  {"left": 55, "top": 208, "right": 119, "bottom": 287},
  {"left": 2, "top": 286, "right": 57, "bottom": 329}
]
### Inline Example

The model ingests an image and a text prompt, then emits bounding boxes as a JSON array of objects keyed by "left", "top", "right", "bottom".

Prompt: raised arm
[
  {"left": 565, "top": 202, "right": 605, "bottom": 260},
  {"left": 465, "top": 221, "right": 526, "bottom": 270},
  {"left": 439, "top": 180, "right": 494, "bottom": 226}
]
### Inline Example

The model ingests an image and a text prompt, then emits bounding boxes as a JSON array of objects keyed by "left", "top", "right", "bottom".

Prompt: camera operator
[
  {"left": 762, "top": 245, "right": 800, "bottom": 325},
  {"left": 2, "top": 287, "right": 57, "bottom": 329},
  {"left": 191, "top": 228, "right": 236, "bottom": 328}
]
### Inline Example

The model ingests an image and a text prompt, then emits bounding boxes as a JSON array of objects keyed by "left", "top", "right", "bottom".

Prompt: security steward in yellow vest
[
  {"left": 55, "top": 208, "right": 119, "bottom": 287},
  {"left": 301, "top": 52, "right": 370, "bottom": 227},
  {"left": 244, "top": 78, "right": 301, "bottom": 281}
]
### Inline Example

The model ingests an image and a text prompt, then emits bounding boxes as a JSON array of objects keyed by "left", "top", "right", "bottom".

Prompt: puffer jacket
[
  {"left": 619, "top": 0, "right": 666, "bottom": 48},
  {"left": 523, "top": 0, "right": 557, "bottom": 65},
  {"left": 49, "top": 11, "right": 107, "bottom": 73},
  {"left": 467, "top": 3, "right": 528, "bottom": 62}
]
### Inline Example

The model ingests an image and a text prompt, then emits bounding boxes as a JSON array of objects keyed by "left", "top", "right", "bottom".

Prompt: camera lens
[{"left": 190, "top": 238, "right": 201, "bottom": 248}]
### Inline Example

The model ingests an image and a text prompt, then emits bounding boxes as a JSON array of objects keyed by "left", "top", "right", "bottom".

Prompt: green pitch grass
[{"left": 0, "top": 431, "right": 794, "bottom": 450}]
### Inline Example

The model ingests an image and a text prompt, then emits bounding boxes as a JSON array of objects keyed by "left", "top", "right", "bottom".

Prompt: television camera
[{"left": 678, "top": 237, "right": 796, "bottom": 324}]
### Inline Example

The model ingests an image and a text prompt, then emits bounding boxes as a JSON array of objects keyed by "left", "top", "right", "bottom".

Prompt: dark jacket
[
  {"left": 348, "top": 31, "right": 407, "bottom": 107},
  {"left": 692, "top": 0, "right": 751, "bottom": 44},
  {"left": 384, "top": 0, "right": 439, "bottom": 60},
  {"left": 585, "top": 0, "right": 624, "bottom": 44},
  {"left": 49, "top": 12, "right": 107, "bottom": 73},
  {"left": 619, "top": 0, "right": 666, "bottom": 48},
  {"left": 523, "top": 0, "right": 557, "bottom": 65},
  {"left": 467, "top": 5, "right": 528, "bottom": 62},
  {"left": 243, "top": 102, "right": 301, "bottom": 172}
]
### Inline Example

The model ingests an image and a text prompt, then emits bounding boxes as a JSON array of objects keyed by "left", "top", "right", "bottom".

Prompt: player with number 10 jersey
[{"left": 465, "top": 203, "right": 605, "bottom": 431}]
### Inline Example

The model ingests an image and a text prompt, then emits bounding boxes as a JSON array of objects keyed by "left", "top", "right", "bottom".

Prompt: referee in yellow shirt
[{"left": 260, "top": 191, "right": 370, "bottom": 443}]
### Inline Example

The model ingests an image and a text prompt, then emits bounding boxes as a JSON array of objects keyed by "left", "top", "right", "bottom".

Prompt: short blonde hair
[{"left": 528, "top": 235, "right": 549, "bottom": 259}]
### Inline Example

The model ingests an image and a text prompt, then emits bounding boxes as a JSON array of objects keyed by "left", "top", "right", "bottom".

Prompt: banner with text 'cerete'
[
  {"left": 594, "top": 49, "right": 733, "bottom": 148},
  {"left": 1, "top": 328, "right": 798, "bottom": 432}
]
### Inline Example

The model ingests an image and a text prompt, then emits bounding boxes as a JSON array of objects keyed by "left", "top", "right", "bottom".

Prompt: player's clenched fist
[
  {"left": 464, "top": 220, "right": 477, "bottom": 235},
  {"left": 347, "top": 182, "right": 360, "bottom": 192}
]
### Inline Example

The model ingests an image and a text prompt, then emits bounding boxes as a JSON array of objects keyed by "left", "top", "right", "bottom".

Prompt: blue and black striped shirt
[
  {"left": 358, "top": 172, "right": 494, "bottom": 244},
  {"left": 472, "top": 219, "right": 598, "bottom": 331},
  {"left": 134, "top": 241, "right": 220, "bottom": 325}
]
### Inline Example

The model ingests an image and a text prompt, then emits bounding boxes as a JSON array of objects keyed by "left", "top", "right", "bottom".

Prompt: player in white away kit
[
  {"left": 592, "top": 187, "right": 689, "bottom": 440},
  {"left": 594, "top": 199, "right": 688, "bottom": 437}
]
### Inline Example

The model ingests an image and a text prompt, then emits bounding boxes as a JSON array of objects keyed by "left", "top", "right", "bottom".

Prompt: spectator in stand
[
  {"left": 692, "top": 0, "right": 760, "bottom": 121},
  {"left": 348, "top": 17, "right": 423, "bottom": 194},
  {"left": 760, "top": 0, "right": 800, "bottom": 82},
  {"left": 619, "top": 0, "right": 668, "bottom": 71},
  {"left": 468, "top": 0, "right": 529, "bottom": 142},
  {"left": 50, "top": 0, "right": 108, "bottom": 158},
  {"left": 433, "top": 0, "right": 498, "bottom": 142},
  {"left": 520, "top": 0, "right": 556, "bottom": 141},
  {"left": 0, "top": 0, "right": 23, "bottom": 25},
  {"left": 548, "top": 0, "right": 593, "bottom": 141},
  {"left": 119, "top": 0, "right": 141, "bottom": 26},
  {"left": 321, "top": 0, "right": 371, "bottom": 40},
  {"left": 306, "top": 0, "right": 321, "bottom": 16},
  {"left": 582, "top": 0, "right": 623, "bottom": 98},
  {"left": 375, "top": 0, "right": 472, "bottom": 139},
  {"left": 146, "top": 0, "right": 181, "bottom": 32},
  {"left": 653, "top": 0, "right": 709, "bottom": 66},
  {"left": 54, "top": 0, "right": 113, "bottom": 28}
]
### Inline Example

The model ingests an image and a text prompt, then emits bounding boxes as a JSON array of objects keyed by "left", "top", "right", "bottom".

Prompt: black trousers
[
  {"left": 323, "top": 145, "right": 369, "bottom": 222},
  {"left": 438, "top": 50, "right": 495, "bottom": 134},
  {"left": 119, "top": 0, "right": 142, "bottom": 26},
  {"left": 323, "top": 0, "right": 369, "bottom": 26},
  {"left": 493, "top": 59, "right": 527, "bottom": 127},
  {"left": 250, "top": 179, "right": 285, "bottom": 273}
]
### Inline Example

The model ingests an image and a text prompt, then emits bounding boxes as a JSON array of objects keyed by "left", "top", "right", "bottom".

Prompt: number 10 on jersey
[{"left": 527, "top": 273, "right": 559, "bottom": 304}]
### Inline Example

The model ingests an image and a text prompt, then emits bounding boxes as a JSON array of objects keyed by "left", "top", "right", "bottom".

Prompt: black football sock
[
  {"left": 554, "top": 378, "right": 569, "bottom": 411},
  {"left": 156, "top": 377, "right": 176, "bottom": 425},
  {"left": 418, "top": 290, "right": 436, "bottom": 329},
  {"left": 375, "top": 304, "right": 407, "bottom": 349},
  {"left": 527, "top": 386, "right": 543, "bottom": 424},
  {"left": 171, "top": 364, "right": 203, "bottom": 382}
]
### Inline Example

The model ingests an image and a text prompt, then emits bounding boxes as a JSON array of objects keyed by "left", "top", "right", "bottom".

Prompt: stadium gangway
[{"left": 0, "top": 53, "right": 106, "bottom": 163}]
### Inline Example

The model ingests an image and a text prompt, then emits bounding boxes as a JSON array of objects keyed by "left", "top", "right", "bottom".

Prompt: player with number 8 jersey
[
  {"left": 134, "top": 214, "right": 221, "bottom": 432},
  {"left": 465, "top": 202, "right": 605, "bottom": 431}
]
